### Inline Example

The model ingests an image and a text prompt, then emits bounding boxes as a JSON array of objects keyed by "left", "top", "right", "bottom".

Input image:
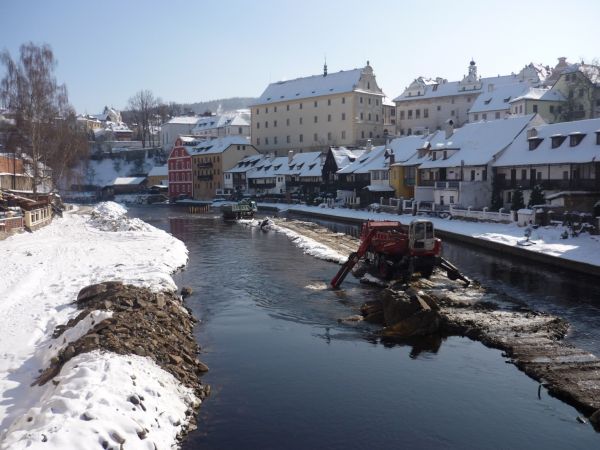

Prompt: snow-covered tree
[{"left": 511, "top": 188, "right": 525, "bottom": 211}]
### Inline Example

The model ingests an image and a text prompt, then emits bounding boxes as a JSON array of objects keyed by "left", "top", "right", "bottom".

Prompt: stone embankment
[
  {"left": 273, "top": 218, "right": 600, "bottom": 430},
  {"left": 35, "top": 281, "right": 210, "bottom": 439}
]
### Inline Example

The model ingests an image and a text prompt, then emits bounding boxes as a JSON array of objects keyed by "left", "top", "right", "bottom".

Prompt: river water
[{"left": 128, "top": 206, "right": 598, "bottom": 449}]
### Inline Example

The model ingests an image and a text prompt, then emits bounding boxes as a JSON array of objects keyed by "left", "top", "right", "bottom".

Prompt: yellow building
[{"left": 251, "top": 62, "right": 386, "bottom": 155}]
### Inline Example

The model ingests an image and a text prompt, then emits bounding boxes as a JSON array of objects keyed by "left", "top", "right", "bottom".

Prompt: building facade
[
  {"left": 167, "top": 136, "right": 196, "bottom": 199},
  {"left": 251, "top": 62, "right": 386, "bottom": 155},
  {"left": 161, "top": 117, "right": 199, "bottom": 152}
]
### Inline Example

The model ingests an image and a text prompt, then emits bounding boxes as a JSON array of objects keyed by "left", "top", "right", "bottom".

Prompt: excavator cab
[{"left": 409, "top": 219, "right": 436, "bottom": 251}]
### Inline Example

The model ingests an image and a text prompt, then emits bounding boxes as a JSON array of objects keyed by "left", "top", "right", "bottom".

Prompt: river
[{"left": 128, "top": 206, "right": 598, "bottom": 449}]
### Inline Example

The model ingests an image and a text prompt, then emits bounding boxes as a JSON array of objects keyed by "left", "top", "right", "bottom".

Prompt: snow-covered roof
[
  {"left": 494, "top": 118, "right": 600, "bottom": 167},
  {"left": 147, "top": 165, "right": 168, "bottom": 177},
  {"left": 382, "top": 96, "right": 395, "bottom": 107},
  {"left": 420, "top": 115, "right": 537, "bottom": 169},
  {"left": 562, "top": 63, "right": 600, "bottom": 86},
  {"left": 469, "top": 84, "right": 531, "bottom": 114},
  {"left": 111, "top": 177, "right": 146, "bottom": 186},
  {"left": 246, "top": 152, "right": 323, "bottom": 179},
  {"left": 510, "top": 87, "right": 565, "bottom": 103},
  {"left": 166, "top": 116, "right": 200, "bottom": 125},
  {"left": 386, "top": 135, "right": 433, "bottom": 162},
  {"left": 225, "top": 154, "right": 267, "bottom": 173},
  {"left": 338, "top": 145, "right": 389, "bottom": 175},
  {"left": 364, "top": 185, "right": 394, "bottom": 192},
  {"left": 190, "top": 136, "right": 251, "bottom": 155},
  {"left": 191, "top": 111, "right": 250, "bottom": 134},
  {"left": 330, "top": 147, "right": 365, "bottom": 171},
  {"left": 254, "top": 67, "right": 370, "bottom": 105},
  {"left": 395, "top": 72, "right": 538, "bottom": 103}
]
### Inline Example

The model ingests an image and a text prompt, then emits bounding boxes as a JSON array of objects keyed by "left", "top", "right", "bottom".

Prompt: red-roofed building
[{"left": 167, "top": 137, "right": 195, "bottom": 199}]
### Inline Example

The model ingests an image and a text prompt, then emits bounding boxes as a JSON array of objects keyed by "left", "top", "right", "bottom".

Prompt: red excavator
[{"left": 330, "top": 219, "right": 469, "bottom": 289}]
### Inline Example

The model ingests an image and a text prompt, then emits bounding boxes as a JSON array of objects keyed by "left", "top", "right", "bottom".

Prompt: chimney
[
  {"left": 288, "top": 150, "right": 294, "bottom": 164},
  {"left": 389, "top": 151, "right": 395, "bottom": 165},
  {"left": 365, "top": 139, "right": 373, "bottom": 153},
  {"left": 445, "top": 119, "right": 454, "bottom": 139}
]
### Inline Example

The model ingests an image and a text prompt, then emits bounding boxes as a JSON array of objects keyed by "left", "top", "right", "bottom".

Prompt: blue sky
[{"left": 1, "top": 0, "right": 599, "bottom": 114}]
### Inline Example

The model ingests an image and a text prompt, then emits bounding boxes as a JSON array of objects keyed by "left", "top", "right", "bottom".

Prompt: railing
[
  {"left": 449, "top": 205, "right": 514, "bottom": 223},
  {"left": 23, "top": 205, "right": 53, "bottom": 231},
  {"left": 434, "top": 181, "right": 460, "bottom": 189}
]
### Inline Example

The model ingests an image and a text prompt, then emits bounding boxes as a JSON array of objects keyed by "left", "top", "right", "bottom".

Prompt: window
[
  {"left": 597, "top": 132, "right": 600, "bottom": 145},
  {"left": 257, "top": 122, "right": 260, "bottom": 129},
  {"left": 551, "top": 135, "right": 566, "bottom": 148},
  {"left": 256, "top": 137, "right": 260, "bottom": 145},
  {"left": 424, "top": 108, "right": 429, "bottom": 118},
  {"left": 579, "top": 88, "right": 584, "bottom": 98},
  {"left": 286, "top": 118, "right": 290, "bottom": 126},
  {"left": 274, "top": 106, "right": 277, "bottom": 112},
  {"left": 537, "top": 172, "right": 542, "bottom": 180},
  {"left": 569, "top": 90, "right": 574, "bottom": 99},
  {"left": 368, "top": 98, "right": 371, "bottom": 105},
  {"left": 529, "top": 138, "right": 542, "bottom": 150},
  {"left": 286, "top": 104, "right": 290, "bottom": 111},
  {"left": 265, "top": 121, "right": 268, "bottom": 128},
  {"left": 360, "top": 97, "right": 363, "bottom": 104},
  {"left": 376, "top": 114, "right": 379, "bottom": 122},
  {"left": 299, "top": 134, "right": 303, "bottom": 142},
  {"left": 376, "top": 99, "right": 379, "bottom": 106},
  {"left": 400, "top": 110, "right": 405, "bottom": 120},
  {"left": 437, "top": 105, "right": 441, "bottom": 111},
  {"left": 238, "top": 127, "right": 242, "bottom": 134},
  {"left": 299, "top": 103, "right": 303, "bottom": 109},
  {"left": 408, "top": 110, "right": 413, "bottom": 119},
  {"left": 450, "top": 196, "right": 455, "bottom": 204},
  {"left": 313, "top": 133, "right": 318, "bottom": 142},
  {"left": 342, "top": 97, "right": 345, "bottom": 104},
  {"left": 570, "top": 134, "right": 585, "bottom": 146},
  {"left": 361, "top": 131, "right": 365, "bottom": 138},
  {"left": 474, "top": 113, "right": 479, "bottom": 121},
  {"left": 327, "top": 132, "right": 332, "bottom": 140},
  {"left": 328, "top": 99, "right": 331, "bottom": 106},
  {"left": 532, "top": 104, "right": 538, "bottom": 113},
  {"left": 314, "top": 100, "right": 318, "bottom": 107},
  {"left": 369, "top": 131, "right": 373, "bottom": 138},
  {"left": 452, "top": 110, "right": 456, "bottom": 117},
  {"left": 286, "top": 135, "right": 290, "bottom": 143},
  {"left": 265, "top": 137, "right": 269, "bottom": 145},
  {"left": 360, "top": 112, "right": 364, "bottom": 120},
  {"left": 327, "top": 114, "right": 331, "bottom": 122},
  {"left": 550, "top": 105, "right": 555, "bottom": 114},
  {"left": 341, "top": 130, "right": 346, "bottom": 139},
  {"left": 274, "top": 137, "right": 278, "bottom": 144},
  {"left": 274, "top": 120, "right": 277, "bottom": 127},
  {"left": 521, "top": 169, "right": 527, "bottom": 180},
  {"left": 368, "top": 113, "right": 372, "bottom": 121},
  {"left": 299, "top": 117, "right": 303, "bottom": 124},
  {"left": 342, "top": 112, "right": 346, "bottom": 120},
  {"left": 314, "top": 116, "right": 318, "bottom": 123},
  {"left": 265, "top": 107, "right": 268, "bottom": 113},
  {"left": 416, "top": 109, "right": 420, "bottom": 119},
  {"left": 470, "top": 170, "right": 475, "bottom": 181},
  {"left": 495, "top": 112, "right": 501, "bottom": 119},
  {"left": 256, "top": 109, "right": 259, "bottom": 115}
]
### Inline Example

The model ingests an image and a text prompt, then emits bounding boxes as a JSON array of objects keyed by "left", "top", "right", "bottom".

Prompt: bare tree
[
  {"left": 128, "top": 89, "right": 157, "bottom": 148},
  {"left": 0, "top": 42, "right": 87, "bottom": 193}
]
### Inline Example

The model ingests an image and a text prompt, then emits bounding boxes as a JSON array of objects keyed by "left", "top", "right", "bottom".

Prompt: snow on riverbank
[
  {"left": 240, "top": 218, "right": 348, "bottom": 263},
  {"left": 261, "top": 204, "right": 600, "bottom": 267},
  {"left": 0, "top": 202, "right": 192, "bottom": 449}
]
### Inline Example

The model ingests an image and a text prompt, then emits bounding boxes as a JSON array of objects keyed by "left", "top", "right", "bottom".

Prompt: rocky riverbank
[
  {"left": 269, "top": 218, "right": 600, "bottom": 430},
  {"left": 34, "top": 281, "right": 210, "bottom": 443}
]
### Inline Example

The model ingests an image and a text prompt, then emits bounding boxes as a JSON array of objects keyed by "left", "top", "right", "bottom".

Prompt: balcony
[{"left": 434, "top": 181, "right": 460, "bottom": 189}]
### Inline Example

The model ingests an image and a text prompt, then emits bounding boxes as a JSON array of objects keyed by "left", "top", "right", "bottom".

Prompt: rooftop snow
[
  {"left": 494, "top": 118, "right": 600, "bottom": 167},
  {"left": 166, "top": 116, "right": 200, "bottom": 125},
  {"left": 419, "top": 115, "right": 536, "bottom": 168},
  {"left": 190, "top": 136, "right": 251, "bottom": 155},
  {"left": 147, "top": 165, "right": 168, "bottom": 177},
  {"left": 111, "top": 176, "right": 146, "bottom": 185},
  {"left": 254, "top": 68, "right": 367, "bottom": 105},
  {"left": 510, "top": 87, "right": 565, "bottom": 103},
  {"left": 469, "top": 84, "right": 531, "bottom": 114}
]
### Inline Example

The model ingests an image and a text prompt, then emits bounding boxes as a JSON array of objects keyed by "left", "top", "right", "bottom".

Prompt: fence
[{"left": 449, "top": 205, "right": 514, "bottom": 223}]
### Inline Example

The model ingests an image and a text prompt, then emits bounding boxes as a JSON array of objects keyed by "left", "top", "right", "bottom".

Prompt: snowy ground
[
  {"left": 260, "top": 203, "right": 600, "bottom": 267},
  {"left": 0, "top": 203, "right": 194, "bottom": 449}
]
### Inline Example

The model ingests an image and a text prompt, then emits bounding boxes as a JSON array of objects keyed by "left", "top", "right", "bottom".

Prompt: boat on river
[{"left": 221, "top": 199, "right": 257, "bottom": 221}]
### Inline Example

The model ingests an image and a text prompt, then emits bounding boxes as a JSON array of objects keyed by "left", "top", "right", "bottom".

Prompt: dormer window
[
  {"left": 551, "top": 135, "right": 566, "bottom": 149},
  {"left": 528, "top": 137, "right": 543, "bottom": 150},
  {"left": 596, "top": 131, "right": 600, "bottom": 145},
  {"left": 569, "top": 133, "right": 585, "bottom": 147}
]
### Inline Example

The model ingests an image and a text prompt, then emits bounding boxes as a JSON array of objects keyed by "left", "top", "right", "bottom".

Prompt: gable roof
[
  {"left": 147, "top": 165, "right": 168, "bottom": 177},
  {"left": 420, "top": 115, "right": 537, "bottom": 168},
  {"left": 190, "top": 136, "right": 251, "bottom": 155},
  {"left": 510, "top": 87, "right": 565, "bottom": 103},
  {"left": 337, "top": 145, "right": 388, "bottom": 174},
  {"left": 254, "top": 68, "right": 366, "bottom": 105},
  {"left": 494, "top": 118, "right": 600, "bottom": 167},
  {"left": 166, "top": 116, "right": 200, "bottom": 125},
  {"left": 111, "top": 177, "right": 146, "bottom": 186},
  {"left": 469, "top": 84, "right": 531, "bottom": 114},
  {"left": 330, "top": 147, "right": 366, "bottom": 170}
]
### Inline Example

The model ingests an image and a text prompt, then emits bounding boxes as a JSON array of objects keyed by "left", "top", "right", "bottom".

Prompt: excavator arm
[{"left": 330, "top": 229, "right": 377, "bottom": 289}]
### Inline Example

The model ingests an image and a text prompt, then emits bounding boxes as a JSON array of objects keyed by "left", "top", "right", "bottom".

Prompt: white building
[
  {"left": 161, "top": 116, "right": 199, "bottom": 151},
  {"left": 394, "top": 61, "right": 546, "bottom": 135},
  {"left": 191, "top": 110, "right": 251, "bottom": 140},
  {"left": 493, "top": 118, "right": 600, "bottom": 209},
  {"left": 416, "top": 115, "right": 542, "bottom": 208}
]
